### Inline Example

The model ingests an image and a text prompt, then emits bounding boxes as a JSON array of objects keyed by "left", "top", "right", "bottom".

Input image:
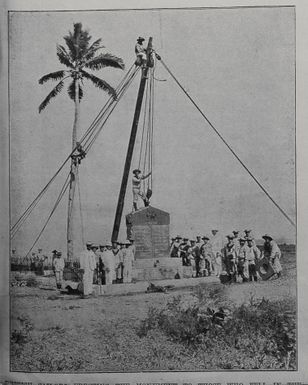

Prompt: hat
[
  {"left": 226, "top": 234, "right": 234, "bottom": 240},
  {"left": 262, "top": 234, "right": 273, "bottom": 241},
  {"left": 106, "top": 242, "right": 112, "bottom": 247},
  {"left": 133, "top": 168, "right": 141, "bottom": 174},
  {"left": 233, "top": 230, "right": 239, "bottom": 234},
  {"left": 56, "top": 251, "right": 62, "bottom": 256},
  {"left": 246, "top": 237, "right": 253, "bottom": 242},
  {"left": 176, "top": 235, "right": 182, "bottom": 239},
  {"left": 239, "top": 237, "right": 246, "bottom": 242},
  {"left": 190, "top": 239, "right": 196, "bottom": 242},
  {"left": 91, "top": 244, "right": 98, "bottom": 249},
  {"left": 183, "top": 237, "right": 189, "bottom": 241},
  {"left": 244, "top": 229, "right": 252, "bottom": 233},
  {"left": 125, "top": 240, "right": 131, "bottom": 245},
  {"left": 202, "top": 235, "right": 210, "bottom": 240},
  {"left": 86, "top": 241, "right": 93, "bottom": 246},
  {"left": 212, "top": 229, "right": 219, "bottom": 232},
  {"left": 52, "top": 249, "right": 58, "bottom": 254},
  {"left": 137, "top": 36, "right": 145, "bottom": 42},
  {"left": 99, "top": 244, "right": 105, "bottom": 248}
]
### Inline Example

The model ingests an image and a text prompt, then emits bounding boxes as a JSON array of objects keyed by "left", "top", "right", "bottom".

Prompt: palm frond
[
  {"left": 81, "top": 70, "right": 116, "bottom": 99},
  {"left": 85, "top": 53, "right": 125, "bottom": 71},
  {"left": 83, "top": 38, "right": 105, "bottom": 62},
  {"left": 38, "top": 80, "right": 65, "bottom": 113},
  {"left": 38, "top": 70, "right": 66, "bottom": 85},
  {"left": 57, "top": 45, "right": 74, "bottom": 68},
  {"left": 67, "top": 79, "right": 84, "bottom": 101}
]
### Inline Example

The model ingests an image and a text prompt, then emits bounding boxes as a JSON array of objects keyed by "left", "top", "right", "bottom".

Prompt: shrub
[
  {"left": 25, "top": 274, "right": 39, "bottom": 287},
  {"left": 11, "top": 315, "right": 33, "bottom": 344},
  {"left": 138, "top": 286, "right": 296, "bottom": 369}
]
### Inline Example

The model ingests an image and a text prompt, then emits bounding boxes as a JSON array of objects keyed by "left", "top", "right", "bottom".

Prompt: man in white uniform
[
  {"left": 210, "top": 229, "right": 223, "bottom": 277},
  {"left": 232, "top": 230, "right": 241, "bottom": 253},
  {"left": 237, "top": 238, "right": 249, "bottom": 282},
  {"left": 123, "top": 240, "right": 135, "bottom": 283},
  {"left": 116, "top": 241, "right": 125, "bottom": 282},
  {"left": 79, "top": 242, "right": 96, "bottom": 296},
  {"left": 102, "top": 242, "right": 115, "bottom": 285},
  {"left": 246, "top": 237, "right": 261, "bottom": 281},
  {"left": 53, "top": 251, "right": 65, "bottom": 289},
  {"left": 129, "top": 237, "right": 136, "bottom": 258}
]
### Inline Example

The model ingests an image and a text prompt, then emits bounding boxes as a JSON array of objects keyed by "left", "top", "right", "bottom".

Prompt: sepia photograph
[{"left": 7, "top": 4, "right": 297, "bottom": 374}]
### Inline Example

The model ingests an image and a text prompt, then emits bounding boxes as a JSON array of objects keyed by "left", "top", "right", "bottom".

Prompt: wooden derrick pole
[{"left": 111, "top": 37, "right": 153, "bottom": 243}]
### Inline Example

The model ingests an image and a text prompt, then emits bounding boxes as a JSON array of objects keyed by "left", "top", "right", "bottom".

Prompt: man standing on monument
[{"left": 132, "top": 169, "right": 151, "bottom": 211}]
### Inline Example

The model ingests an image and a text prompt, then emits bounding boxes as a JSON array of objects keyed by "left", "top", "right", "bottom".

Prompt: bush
[
  {"left": 138, "top": 286, "right": 296, "bottom": 369},
  {"left": 11, "top": 315, "right": 33, "bottom": 344},
  {"left": 25, "top": 274, "right": 39, "bottom": 287},
  {"left": 138, "top": 286, "right": 231, "bottom": 344},
  {"left": 12, "top": 273, "right": 38, "bottom": 287}
]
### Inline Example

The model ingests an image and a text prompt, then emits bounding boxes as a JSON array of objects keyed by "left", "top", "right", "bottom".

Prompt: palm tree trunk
[{"left": 67, "top": 80, "right": 80, "bottom": 261}]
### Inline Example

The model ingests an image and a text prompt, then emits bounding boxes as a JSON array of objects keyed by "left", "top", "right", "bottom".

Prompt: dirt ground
[{"left": 10, "top": 251, "right": 296, "bottom": 372}]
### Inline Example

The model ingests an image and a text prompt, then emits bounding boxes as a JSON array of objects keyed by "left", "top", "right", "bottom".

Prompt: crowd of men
[
  {"left": 11, "top": 229, "right": 283, "bottom": 295},
  {"left": 169, "top": 229, "right": 282, "bottom": 283},
  {"left": 10, "top": 248, "right": 52, "bottom": 273}
]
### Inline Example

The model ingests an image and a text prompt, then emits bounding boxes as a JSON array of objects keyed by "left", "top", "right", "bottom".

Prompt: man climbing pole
[
  {"left": 71, "top": 142, "right": 86, "bottom": 166},
  {"left": 132, "top": 168, "right": 151, "bottom": 211}
]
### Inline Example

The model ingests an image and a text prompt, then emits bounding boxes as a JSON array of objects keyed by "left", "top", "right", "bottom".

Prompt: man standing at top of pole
[
  {"left": 135, "top": 37, "right": 147, "bottom": 67},
  {"left": 132, "top": 169, "right": 151, "bottom": 211}
]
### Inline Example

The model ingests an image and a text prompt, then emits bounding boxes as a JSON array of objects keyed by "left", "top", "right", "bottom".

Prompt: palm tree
[{"left": 39, "top": 22, "right": 125, "bottom": 260}]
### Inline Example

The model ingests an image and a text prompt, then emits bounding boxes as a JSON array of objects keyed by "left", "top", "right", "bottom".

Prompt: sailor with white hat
[
  {"left": 101, "top": 241, "right": 116, "bottom": 285},
  {"left": 78, "top": 241, "right": 96, "bottom": 296}
]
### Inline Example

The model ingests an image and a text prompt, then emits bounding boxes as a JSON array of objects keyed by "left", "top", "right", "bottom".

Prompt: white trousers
[
  {"left": 123, "top": 263, "right": 133, "bottom": 283},
  {"left": 55, "top": 270, "right": 63, "bottom": 285},
  {"left": 105, "top": 269, "right": 115, "bottom": 285},
  {"left": 83, "top": 269, "right": 94, "bottom": 295}
]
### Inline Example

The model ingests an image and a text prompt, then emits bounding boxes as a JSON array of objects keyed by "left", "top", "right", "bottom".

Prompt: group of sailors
[
  {"left": 169, "top": 229, "right": 282, "bottom": 282},
  {"left": 78, "top": 239, "right": 136, "bottom": 297},
  {"left": 10, "top": 248, "right": 52, "bottom": 273}
]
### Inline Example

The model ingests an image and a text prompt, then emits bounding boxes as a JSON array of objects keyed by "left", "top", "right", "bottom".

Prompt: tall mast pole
[{"left": 111, "top": 37, "right": 153, "bottom": 243}]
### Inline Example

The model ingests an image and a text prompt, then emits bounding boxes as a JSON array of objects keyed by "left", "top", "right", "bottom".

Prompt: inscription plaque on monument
[{"left": 126, "top": 206, "right": 170, "bottom": 259}]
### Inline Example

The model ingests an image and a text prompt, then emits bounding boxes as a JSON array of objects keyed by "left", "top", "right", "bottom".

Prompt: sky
[{"left": 9, "top": 6, "right": 296, "bottom": 256}]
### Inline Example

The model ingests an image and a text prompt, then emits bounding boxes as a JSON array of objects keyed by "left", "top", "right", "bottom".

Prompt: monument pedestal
[{"left": 126, "top": 206, "right": 189, "bottom": 281}]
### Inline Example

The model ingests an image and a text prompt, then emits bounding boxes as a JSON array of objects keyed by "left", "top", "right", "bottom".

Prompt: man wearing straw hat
[
  {"left": 262, "top": 234, "right": 282, "bottom": 278},
  {"left": 132, "top": 168, "right": 152, "bottom": 211}
]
